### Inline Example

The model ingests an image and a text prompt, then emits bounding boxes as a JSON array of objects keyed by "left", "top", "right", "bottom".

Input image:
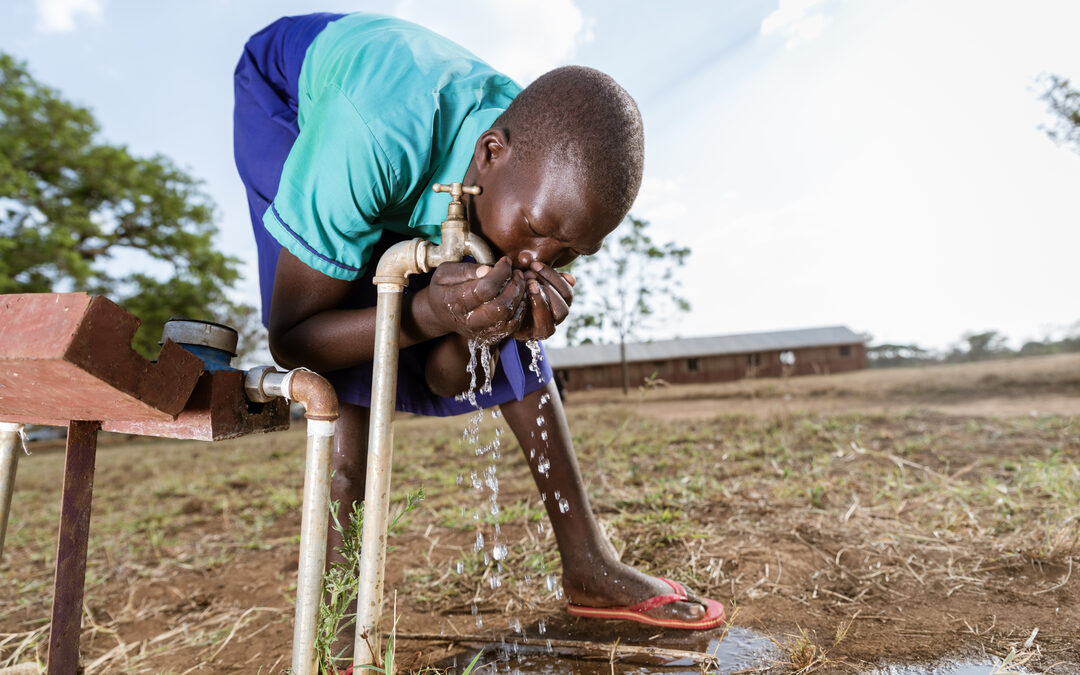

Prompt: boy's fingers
[
  {"left": 467, "top": 268, "right": 526, "bottom": 330},
  {"left": 543, "top": 281, "right": 570, "bottom": 325},
  {"left": 433, "top": 261, "right": 491, "bottom": 287},
  {"left": 526, "top": 279, "right": 556, "bottom": 339},
  {"left": 530, "top": 262, "right": 573, "bottom": 305},
  {"left": 560, "top": 271, "right": 576, "bottom": 287},
  {"left": 463, "top": 257, "right": 515, "bottom": 309}
]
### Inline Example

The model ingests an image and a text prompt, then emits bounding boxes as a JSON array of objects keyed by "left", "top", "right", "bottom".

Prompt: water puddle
[
  {"left": 441, "top": 626, "right": 1037, "bottom": 674},
  {"left": 441, "top": 627, "right": 775, "bottom": 674},
  {"left": 868, "top": 662, "right": 1032, "bottom": 675}
]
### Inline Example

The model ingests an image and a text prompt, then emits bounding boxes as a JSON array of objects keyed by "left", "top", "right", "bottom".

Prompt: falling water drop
[
  {"left": 558, "top": 498, "right": 570, "bottom": 513},
  {"left": 493, "top": 543, "right": 508, "bottom": 561},
  {"left": 526, "top": 339, "right": 544, "bottom": 381}
]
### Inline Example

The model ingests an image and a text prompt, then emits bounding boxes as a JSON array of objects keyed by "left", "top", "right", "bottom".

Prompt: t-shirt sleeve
[{"left": 261, "top": 85, "right": 403, "bottom": 280}]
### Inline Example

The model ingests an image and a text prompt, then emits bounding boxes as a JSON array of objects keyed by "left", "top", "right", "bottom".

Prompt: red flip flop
[{"left": 566, "top": 577, "right": 726, "bottom": 630}]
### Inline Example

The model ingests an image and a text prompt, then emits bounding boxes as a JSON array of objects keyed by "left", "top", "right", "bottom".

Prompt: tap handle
[{"left": 432, "top": 182, "right": 482, "bottom": 201}]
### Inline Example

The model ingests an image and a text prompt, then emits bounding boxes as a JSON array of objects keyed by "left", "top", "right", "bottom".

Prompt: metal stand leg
[
  {"left": 47, "top": 420, "right": 99, "bottom": 675},
  {"left": 0, "top": 423, "right": 23, "bottom": 562}
]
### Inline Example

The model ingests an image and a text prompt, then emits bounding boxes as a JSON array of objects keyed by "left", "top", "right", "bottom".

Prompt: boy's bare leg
[
  {"left": 500, "top": 380, "right": 708, "bottom": 622},
  {"left": 326, "top": 401, "right": 370, "bottom": 667}
]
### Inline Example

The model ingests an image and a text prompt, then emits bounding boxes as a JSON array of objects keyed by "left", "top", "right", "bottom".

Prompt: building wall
[{"left": 554, "top": 343, "right": 866, "bottom": 392}]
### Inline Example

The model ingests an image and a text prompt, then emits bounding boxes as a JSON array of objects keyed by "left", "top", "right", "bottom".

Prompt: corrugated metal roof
[{"left": 546, "top": 326, "right": 864, "bottom": 369}]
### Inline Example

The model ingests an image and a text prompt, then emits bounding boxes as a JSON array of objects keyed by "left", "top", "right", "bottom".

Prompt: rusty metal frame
[{"left": 46, "top": 420, "right": 100, "bottom": 674}]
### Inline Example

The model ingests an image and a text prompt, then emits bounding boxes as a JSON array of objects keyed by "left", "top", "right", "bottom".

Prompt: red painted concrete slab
[
  {"left": 0, "top": 293, "right": 203, "bottom": 424},
  {"left": 105, "top": 369, "right": 291, "bottom": 441}
]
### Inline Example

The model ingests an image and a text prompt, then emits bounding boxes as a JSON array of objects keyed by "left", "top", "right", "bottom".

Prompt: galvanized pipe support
[
  {"left": 354, "top": 183, "right": 495, "bottom": 669},
  {"left": 0, "top": 422, "right": 23, "bottom": 562},
  {"left": 244, "top": 366, "right": 339, "bottom": 675}
]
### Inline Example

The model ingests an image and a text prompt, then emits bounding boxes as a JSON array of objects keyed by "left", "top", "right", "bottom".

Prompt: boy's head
[{"left": 464, "top": 66, "right": 644, "bottom": 269}]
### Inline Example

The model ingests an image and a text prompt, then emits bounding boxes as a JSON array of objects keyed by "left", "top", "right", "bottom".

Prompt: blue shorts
[{"left": 232, "top": 14, "right": 552, "bottom": 417}]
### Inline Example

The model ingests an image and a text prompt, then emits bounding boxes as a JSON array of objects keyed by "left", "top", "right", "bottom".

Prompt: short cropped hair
[{"left": 495, "top": 66, "right": 644, "bottom": 220}]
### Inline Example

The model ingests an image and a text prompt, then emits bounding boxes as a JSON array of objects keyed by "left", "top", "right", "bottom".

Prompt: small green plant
[{"left": 316, "top": 488, "right": 425, "bottom": 673}]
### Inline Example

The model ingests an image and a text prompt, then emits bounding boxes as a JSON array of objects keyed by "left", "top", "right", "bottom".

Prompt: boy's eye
[{"left": 523, "top": 217, "right": 540, "bottom": 236}]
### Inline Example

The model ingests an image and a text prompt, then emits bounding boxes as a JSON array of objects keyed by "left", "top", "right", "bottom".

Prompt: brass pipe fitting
[{"left": 287, "top": 369, "right": 340, "bottom": 422}]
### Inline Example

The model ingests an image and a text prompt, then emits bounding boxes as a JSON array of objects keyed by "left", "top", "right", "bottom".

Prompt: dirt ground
[{"left": 1, "top": 354, "right": 1077, "bottom": 673}]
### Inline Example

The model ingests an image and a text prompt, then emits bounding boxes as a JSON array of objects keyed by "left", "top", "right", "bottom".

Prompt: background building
[{"left": 546, "top": 326, "right": 866, "bottom": 392}]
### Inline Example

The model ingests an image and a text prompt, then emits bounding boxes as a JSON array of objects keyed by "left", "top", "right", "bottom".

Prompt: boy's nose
[
  {"left": 515, "top": 250, "right": 537, "bottom": 269},
  {"left": 515, "top": 241, "right": 560, "bottom": 269}
]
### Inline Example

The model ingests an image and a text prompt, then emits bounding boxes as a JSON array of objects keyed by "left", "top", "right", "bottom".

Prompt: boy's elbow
[{"left": 267, "top": 326, "right": 302, "bottom": 371}]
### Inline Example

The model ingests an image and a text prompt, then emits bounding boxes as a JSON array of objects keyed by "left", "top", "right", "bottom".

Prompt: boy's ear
[{"left": 473, "top": 128, "right": 510, "bottom": 174}]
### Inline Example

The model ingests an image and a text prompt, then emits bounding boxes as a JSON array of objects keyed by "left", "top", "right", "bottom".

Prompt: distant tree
[
  {"left": 1039, "top": 74, "right": 1080, "bottom": 155},
  {"left": 563, "top": 215, "right": 691, "bottom": 394},
  {"left": 866, "top": 343, "right": 935, "bottom": 368},
  {"left": 946, "top": 330, "right": 1010, "bottom": 363},
  {"left": 0, "top": 53, "right": 246, "bottom": 357}
]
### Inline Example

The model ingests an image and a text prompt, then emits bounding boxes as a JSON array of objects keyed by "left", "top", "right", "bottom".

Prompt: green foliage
[
  {"left": 1040, "top": 73, "right": 1080, "bottom": 155},
  {"left": 316, "top": 488, "right": 425, "bottom": 673},
  {"left": 0, "top": 52, "right": 246, "bottom": 357},
  {"left": 563, "top": 215, "right": 691, "bottom": 392}
]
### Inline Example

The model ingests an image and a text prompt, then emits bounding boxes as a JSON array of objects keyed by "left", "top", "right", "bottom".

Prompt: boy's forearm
[{"left": 270, "top": 288, "right": 448, "bottom": 371}]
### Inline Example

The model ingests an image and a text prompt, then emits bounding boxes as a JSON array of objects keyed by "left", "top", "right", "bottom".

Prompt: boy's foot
[{"left": 563, "top": 563, "right": 725, "bottom": 630}]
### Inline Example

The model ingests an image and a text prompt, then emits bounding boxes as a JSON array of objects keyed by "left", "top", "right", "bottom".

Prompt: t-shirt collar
[{"left": 408, "top": 107, "right": 505, "bottom": 238}]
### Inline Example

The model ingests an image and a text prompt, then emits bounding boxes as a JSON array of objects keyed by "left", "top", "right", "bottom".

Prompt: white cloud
[
  {"left": 760, "top": 0, "right": 832, "bottom": 49},
  {"left": 631, "top": 175, "right": 691, "bottom": 226},
  {"left": 392, "top": 0, "right": 592, "bottom": 84},
  {"left": 35, "top": 0, "right": 103, "bottom": 33}
]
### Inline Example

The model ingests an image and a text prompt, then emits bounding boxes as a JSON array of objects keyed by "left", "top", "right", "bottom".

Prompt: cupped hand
[
  {"left": 512, "top": 261, "right": 575, "bottom": 340},
  {"left": 423, "top": 256, "right": 528, "bottom": 340}
]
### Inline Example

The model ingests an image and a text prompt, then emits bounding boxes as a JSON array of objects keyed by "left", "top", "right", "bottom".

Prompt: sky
[{"left": 2, "top": 0, "right": 1078, "bottom": 352}]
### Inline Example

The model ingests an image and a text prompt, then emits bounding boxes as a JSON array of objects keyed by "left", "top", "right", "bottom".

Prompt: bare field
[{"left": 1, "top": 354, "right": 1077, "bottom": 673}]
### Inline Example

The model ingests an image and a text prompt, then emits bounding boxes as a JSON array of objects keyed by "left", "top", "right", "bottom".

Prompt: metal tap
[{"left": 372, "top": 182, "right": 495, "bottom": 285}]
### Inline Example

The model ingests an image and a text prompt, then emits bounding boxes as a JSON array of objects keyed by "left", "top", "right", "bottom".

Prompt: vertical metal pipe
[
  {"left": 0, "top": 423, "right": 23, "bottom": 561},
  {"left": 353, "top": 286, "right": 404, "bottom": 668},
  {"left": 48, "top": 420, "right": 100, "bottom": 675},
  {"left": 291, "top": 417, "right": 336, "bottom": 675}
]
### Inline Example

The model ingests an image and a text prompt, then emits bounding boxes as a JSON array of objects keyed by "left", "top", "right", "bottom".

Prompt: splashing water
[
  {"left": 455, "top": 337, "right": 514, "bottom": 600},
  {"left": 526, "top": 339, "right": 544, "bottom": 382}
]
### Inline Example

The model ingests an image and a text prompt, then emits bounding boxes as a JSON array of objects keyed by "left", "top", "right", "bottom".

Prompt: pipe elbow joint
[
  {"left": 287, "top": 369, "right": 339, "bottom": 422},
  {"left": 373, "top": 239, "right": 428, "bottom": 286}
]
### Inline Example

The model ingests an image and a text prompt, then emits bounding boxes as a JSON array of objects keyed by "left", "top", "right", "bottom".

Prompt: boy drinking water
[{"left": 233, "top": 11, "right": 724, "bottom": 662}]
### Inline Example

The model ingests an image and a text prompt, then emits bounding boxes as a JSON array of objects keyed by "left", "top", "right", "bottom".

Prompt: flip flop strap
[{"left": 625, "top": 577, "right": 687, "bottom": 613}]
